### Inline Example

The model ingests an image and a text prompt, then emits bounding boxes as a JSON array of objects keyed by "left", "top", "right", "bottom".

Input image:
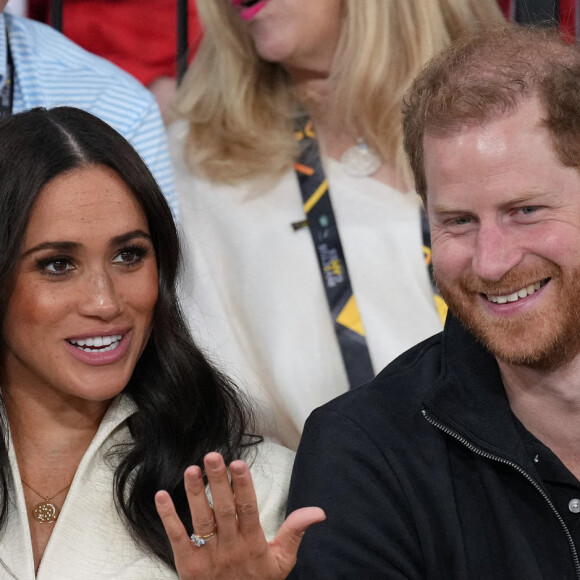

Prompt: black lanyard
[
  {"left": 0, "top": 30, "right": 14, "bottom": 121},
  {"left": 293, "top": 117, "right": 447, "bottom": 389},
  {"left": 294, "top": 116, "right": 375, "bottom": 389}
]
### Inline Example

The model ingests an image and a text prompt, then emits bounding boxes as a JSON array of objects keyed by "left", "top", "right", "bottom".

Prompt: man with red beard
[{"left": 287, "top": 24, "right": 580, "bottom": 580}]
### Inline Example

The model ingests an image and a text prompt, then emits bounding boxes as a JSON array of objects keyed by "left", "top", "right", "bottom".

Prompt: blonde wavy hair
[{"left": 177, "top": 0, "right": 504, "bottom": 184}]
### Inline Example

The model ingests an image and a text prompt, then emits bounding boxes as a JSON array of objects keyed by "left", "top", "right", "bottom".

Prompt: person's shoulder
[
  {"left": 309, "top": 332, "right": 444, "bottom": 434},
  {"left": 243, "top": 438, "right": 294, "bottom": 501},
  {"left": 170, "top": 118, "right": 296, "bottom": 204},
  {"left": 245, "top": 438, "right": 295, "bottom": 475},
  {"left": 6, "top": 13, "right": 149, "bottom": 95}
]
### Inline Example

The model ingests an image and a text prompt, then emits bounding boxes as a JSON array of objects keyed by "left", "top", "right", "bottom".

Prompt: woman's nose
[{"left": 77, "top": 270, "right": 123, "bottom": 320}]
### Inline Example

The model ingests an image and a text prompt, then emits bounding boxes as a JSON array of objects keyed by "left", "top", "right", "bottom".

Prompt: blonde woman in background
[{"left": 171, "top": 0, "right": 505, "bottom": 450}]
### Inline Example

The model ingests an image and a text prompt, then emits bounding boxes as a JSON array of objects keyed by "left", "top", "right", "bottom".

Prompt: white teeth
[
  {"left": 69, "top": 334, "right": 123, "bottom": 352},
  {"left": 81, "top": 343, "right": 119, "bottom": 353},
  {"left": 487, "top": 281, "right": 543, "bottom": 304}
]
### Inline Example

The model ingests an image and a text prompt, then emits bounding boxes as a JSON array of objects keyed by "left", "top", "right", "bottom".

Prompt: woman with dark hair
[{"left": 0, "top": 106, "right": 323, "bottom": 579}]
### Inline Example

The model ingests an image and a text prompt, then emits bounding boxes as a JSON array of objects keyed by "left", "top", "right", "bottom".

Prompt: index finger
[{"left": 155, "top": 490, "right": 194, "bottom": 556}]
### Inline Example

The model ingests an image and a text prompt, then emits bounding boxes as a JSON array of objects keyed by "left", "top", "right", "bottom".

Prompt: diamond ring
[{"left": 190, "top": 530, "right": 217, "bottom": 547}]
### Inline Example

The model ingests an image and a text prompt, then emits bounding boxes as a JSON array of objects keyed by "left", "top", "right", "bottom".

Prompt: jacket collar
[{"left": 423, "top": 313, "right": 532, "bottom": 467}]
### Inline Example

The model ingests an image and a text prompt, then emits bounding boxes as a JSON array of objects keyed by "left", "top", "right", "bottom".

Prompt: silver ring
[{"left": 190, "top": 530, "right": 217, "bottom": 547}]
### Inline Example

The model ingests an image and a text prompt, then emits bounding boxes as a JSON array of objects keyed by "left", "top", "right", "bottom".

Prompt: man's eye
[
  {"left": 453, "top": 216, "right": 471, "bottom": 225},
  {"left": 521, "top": 206, "right": 538, "bottom": 215}
]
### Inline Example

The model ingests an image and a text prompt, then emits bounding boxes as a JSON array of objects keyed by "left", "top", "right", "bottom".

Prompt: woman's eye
[
  {"left": 47, "top": 260, "right": 71, "bottom": 272},
  {"left": 113, "top": 250, "right": 138, "bottom": 265},
  {"left": 112, "top": 245, "right": 148, "bottom": 265},
  {"left": 37, "top": 258, "right": 74, "bottom": 275}
]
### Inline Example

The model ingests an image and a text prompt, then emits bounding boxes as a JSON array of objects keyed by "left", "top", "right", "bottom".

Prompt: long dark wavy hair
[{"left": 0, "top": 107, "right": 256, "bottom": 568}]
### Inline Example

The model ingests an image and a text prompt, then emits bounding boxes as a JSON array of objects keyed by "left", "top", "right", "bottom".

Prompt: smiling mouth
[
  {"left": 67, "top": 334, "right": 123, "bottom": 353},
  {"left": 485, "top": 279, "right": 549, "bottom": 304}
]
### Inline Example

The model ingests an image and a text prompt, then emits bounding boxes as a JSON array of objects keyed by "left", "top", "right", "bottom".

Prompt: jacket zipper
[{"left": 422, "top": 409, "right": 580, "bottom": 579}]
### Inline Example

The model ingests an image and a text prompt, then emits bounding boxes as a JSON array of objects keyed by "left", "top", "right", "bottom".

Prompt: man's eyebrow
[
  {"left": 499, "top": 192, "right": 548, "bottom": 205},
  {"left": 21, "top": 230, "right": 152, "bottom": 259},
  {"left": 431, "top": 191, "right": 550, "bottom": 215},
  {"left": 430, "top": 203, "right": 467, "bottom": 215}
]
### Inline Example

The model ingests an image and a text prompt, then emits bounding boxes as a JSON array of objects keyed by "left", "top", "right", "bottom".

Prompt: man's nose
[{"left": 472, "top": 224, "right": 524, "bottom": 282}]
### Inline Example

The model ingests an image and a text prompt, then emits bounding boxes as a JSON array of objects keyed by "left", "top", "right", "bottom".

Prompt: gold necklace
[{"left": 21, "top": 478, "right": 72, "bottom": 524}]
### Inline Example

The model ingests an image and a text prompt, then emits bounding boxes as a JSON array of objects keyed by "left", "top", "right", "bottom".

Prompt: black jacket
[{"left": 287, "top": 314, "right": 580, "bottom": 579}]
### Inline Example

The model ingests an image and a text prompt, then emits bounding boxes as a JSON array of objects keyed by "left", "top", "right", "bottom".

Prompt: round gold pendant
[{"left": 32, "top": 501, "right": 59, "bottom": 524}]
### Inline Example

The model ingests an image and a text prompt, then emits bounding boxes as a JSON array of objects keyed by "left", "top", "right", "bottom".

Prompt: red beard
[{"left": 435, "top": 262, "right": 580, "bottom": 370}]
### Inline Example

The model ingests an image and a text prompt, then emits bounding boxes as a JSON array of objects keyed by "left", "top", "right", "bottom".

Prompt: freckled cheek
[
  {"left": 4, "top": 282, "right": 74, "bottom": 331},
  {"left": 118, "top": 270, "right": 159, "bottom": 322},
  {"left": 1, "top": 284, "right": 74, "bottom": 369},
  {"left": 139, "top": 284, "right": 159, "bottom": 324},
  {"left": 122, "top": 271, "right": 158, "bottom": 355}
]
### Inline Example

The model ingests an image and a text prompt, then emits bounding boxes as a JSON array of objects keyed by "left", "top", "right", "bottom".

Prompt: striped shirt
[{"left": 0, "top": 12, "right": 177, "bottom": 218}]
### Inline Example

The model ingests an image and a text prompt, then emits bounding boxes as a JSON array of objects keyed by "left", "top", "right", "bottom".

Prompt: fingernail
[
  {"left": 185, "top": 466, "right": 202, "bottom": 480},
  {"left": 205, "top": 453, "right": 221, "bottom": 469},
  {"left": 155, "top": 491, "right": 168, "bottom": 504},
  {"left": 230, "top": 462, "right": 245, "bottom": 476}
]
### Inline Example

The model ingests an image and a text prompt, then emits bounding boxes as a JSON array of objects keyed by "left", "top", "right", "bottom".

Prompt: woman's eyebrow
[
  {"left": 109, "top": 229, "right": 152, "bottom": 247},
  {"left": 20, "top": 230, "right": 152, "bottom": 259},
  {"left": 21, "top": 240, "right": 79, "bottom": 258}
]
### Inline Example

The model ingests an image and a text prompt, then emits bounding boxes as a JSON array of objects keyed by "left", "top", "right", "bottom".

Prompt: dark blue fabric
[{"left": 288, "top": 314, "right": 580, "bottom": 579}]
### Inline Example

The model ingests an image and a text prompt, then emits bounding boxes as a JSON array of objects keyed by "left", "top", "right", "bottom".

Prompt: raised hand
[{"left": 155, "top": 452, "right": 325, "bottom": 579}]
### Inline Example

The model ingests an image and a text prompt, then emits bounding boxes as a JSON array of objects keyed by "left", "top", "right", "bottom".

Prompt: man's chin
[
  {"left": 480, "top": 333, "right": 574, "bottom": 371},
  {"left": 451, "top": 304, "right": 579, "bottom": 372}
]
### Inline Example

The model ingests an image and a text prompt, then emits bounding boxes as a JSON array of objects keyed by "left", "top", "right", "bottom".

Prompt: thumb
[{"left": 270, "top": 507, "right": 326, "bottom": 575}]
